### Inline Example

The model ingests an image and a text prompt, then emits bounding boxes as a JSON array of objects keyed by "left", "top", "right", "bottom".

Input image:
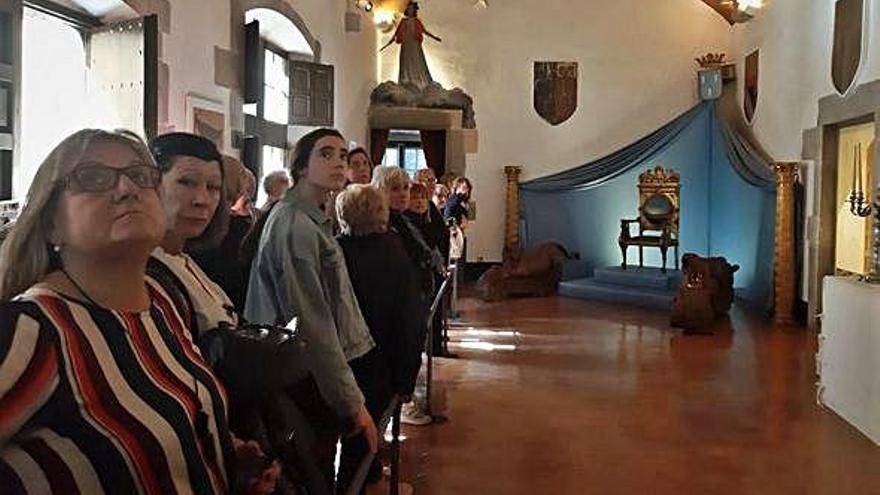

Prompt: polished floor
[{"left": 397, "top": 295, "right": 880, "bottom": 495}]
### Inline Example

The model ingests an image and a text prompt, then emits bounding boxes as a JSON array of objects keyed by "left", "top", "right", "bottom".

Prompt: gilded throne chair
[{"left": 618, "top": 166, "right": 680, "bottom": 273}]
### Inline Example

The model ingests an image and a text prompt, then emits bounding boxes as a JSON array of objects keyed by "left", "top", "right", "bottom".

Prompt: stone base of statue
[{"left": 370, "top": 81, "right": 476, "bottom": 129}]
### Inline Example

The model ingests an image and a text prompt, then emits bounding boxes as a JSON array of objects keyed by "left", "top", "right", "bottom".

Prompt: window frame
[{"left": 260, "top": 41, "right": 290, "bottom": 125}]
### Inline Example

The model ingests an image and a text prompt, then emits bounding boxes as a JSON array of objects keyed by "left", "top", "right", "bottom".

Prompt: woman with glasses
[{"left": 0, "top": 130, "right": 236, "bottom": 493}]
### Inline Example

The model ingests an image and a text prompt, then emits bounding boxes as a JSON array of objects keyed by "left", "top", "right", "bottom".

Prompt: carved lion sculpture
[
  {"left": 477, "top": 243, "right": 578, "bottom": 302},
  {"left": 670, "top": 253, "right": 739, "bottom": 333}
]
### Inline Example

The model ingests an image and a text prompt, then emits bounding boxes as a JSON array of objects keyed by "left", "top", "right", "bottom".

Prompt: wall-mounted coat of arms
[
  {"left": 832, "top": 0, "right": 865, "bottom": 95},
  {"left": 533, "top": 61, "right": 578, "bottom": 126}
]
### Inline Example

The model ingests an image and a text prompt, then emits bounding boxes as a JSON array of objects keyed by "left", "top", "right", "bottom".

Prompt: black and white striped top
[{"left": 0, "top": 279, "right": 233, "bottom": 494}]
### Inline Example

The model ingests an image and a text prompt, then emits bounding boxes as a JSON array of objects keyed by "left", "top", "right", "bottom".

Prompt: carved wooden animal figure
[
  {"left": 477, "top": 242, "right": 577, "bottom": 301},
  {"left": 670, "top": 253, "right": 739, "bottom": 332}
]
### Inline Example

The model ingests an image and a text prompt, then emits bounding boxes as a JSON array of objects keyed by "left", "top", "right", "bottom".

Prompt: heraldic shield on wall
[
  {"left": 832, "top": 0, "right": 865, "bottom": 95},
  {"left": 744, "top": 50, "right": 759, "bottom": 123},
  {"left": 534, "top": 62, "right": 578, "bottom": 126}
]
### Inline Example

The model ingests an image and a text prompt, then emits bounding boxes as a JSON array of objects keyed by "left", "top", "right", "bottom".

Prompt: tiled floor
[{"left": 395, "top": 295, "right": 880, "bottom": 494}]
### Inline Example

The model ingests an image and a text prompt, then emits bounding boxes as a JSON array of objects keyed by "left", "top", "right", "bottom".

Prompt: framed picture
[{"left": 185, "top": 94, "right": 225, "bottom": 151}]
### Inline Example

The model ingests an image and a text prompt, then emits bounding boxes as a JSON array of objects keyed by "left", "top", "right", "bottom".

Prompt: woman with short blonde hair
[
  {"left": 371, "top": 165, "right": 442, "bottom": 426},
  {"left": 371, "top": 165, "right": 410, "bottom": 192},
  {"left": 336, "top": 184, "right": 389, "bottom": 236},
  {"left": 335, "top": 183, "right": 423, "bottom": 490}
]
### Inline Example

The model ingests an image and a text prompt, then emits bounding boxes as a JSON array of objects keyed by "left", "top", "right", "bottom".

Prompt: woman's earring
[{"left": 52, "top": 244, "right": 61, "bottom": 253}]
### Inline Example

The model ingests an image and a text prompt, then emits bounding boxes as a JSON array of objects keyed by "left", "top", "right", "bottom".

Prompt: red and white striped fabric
[{"left": 0, "top": 280, "right": 232, "bottom": 494}]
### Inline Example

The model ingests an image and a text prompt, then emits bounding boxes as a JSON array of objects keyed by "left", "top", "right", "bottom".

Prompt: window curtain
[
  {"left": 370, "top": 128, "right": 389, "bottom": 166},
  {"left": 419, "top": 130, "right": 446, "bottom": 176}
]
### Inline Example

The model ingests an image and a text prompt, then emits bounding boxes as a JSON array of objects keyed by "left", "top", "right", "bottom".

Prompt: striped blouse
[{"left": 0, "top": 279, "right": 233, "bottom": 494}]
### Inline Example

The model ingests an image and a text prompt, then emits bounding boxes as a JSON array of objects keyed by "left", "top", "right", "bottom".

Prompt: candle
[
  {"left": 857, "top": 143, "right": 863, "bottom": 194},
  {"left": 853, "top": 144, "right": 858, "bottom": 193}
]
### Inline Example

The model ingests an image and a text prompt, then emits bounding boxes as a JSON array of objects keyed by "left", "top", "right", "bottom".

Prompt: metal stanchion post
[
  {"left": 346, "top": 396, "right": 400, "bottom": 495},
  {"left": 449, "top": 261, "right": 460, "bottom": 320},
  {"left": 425, "top": 310, "right": 435, "bottom": 418},
  {"left": 389, "top": 400, "right": 401, "bottom": 495},
  {"left": 442, "top": 289, "right": 450, "bottom": 354},
  {"left": 425, "top": 276, "right": 450, "bottom": 423}
]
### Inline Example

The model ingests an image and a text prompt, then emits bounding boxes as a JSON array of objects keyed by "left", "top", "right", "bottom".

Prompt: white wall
[
  {"left": 378, "top": 0, "right": 732, "bottom": 262},
  {"left": 731, "top": 0, "right": 880, "bottom": 160},
  {"left": 162, "top": 0, "right": 376, "bottom": 151},
  {"left": 162, "top": 0, "right": 232, "bottom": 150}
]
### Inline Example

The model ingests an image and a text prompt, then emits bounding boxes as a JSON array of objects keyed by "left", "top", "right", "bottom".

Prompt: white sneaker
[{"left": 400, "top": 403, "right": 432, "bottom": 426}]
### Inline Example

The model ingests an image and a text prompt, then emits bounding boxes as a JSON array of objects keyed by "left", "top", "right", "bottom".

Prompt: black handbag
[
  {"left": 198, "top": 321, "right": 309, "bottom": 405},
  {"left": 146, "top": 257, "right": 309, "bottom": 402}
]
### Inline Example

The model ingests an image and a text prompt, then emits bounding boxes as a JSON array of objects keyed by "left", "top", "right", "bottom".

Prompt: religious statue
[
  {"left": 380, "top": 1, "right": 442, "bottom": 90},
  {"left": 370, "top": 0, "right": 476, "bottom": 129}
]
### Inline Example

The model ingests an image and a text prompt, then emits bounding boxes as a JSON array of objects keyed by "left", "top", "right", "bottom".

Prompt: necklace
[{"left": 60, "top": 267, "right": 100, "bottom": 307}]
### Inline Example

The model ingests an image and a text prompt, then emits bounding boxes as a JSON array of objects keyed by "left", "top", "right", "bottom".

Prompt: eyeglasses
[{"left": 64, "top": 163, "right": 162, "bottom": 193}]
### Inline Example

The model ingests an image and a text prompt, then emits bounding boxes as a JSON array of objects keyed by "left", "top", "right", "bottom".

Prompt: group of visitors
[{"left": 0, "top": 126, "right": 472, "bottom": 494}]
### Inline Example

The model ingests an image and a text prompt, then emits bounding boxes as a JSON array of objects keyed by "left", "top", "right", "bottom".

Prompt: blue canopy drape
[
  {"left": 520, "top": 103, "right": 709, "bottom": 192},
  {"left": 519, "top": 86, "right": 777, "bottom": 310}
]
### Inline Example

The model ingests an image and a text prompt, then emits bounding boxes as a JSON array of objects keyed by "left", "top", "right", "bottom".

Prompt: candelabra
[
  {"left": 847, "top": 143, "right": 872, "bottom": 217},
  {"left": 845, "top": 142, "right": 880, "bottom": 282}
]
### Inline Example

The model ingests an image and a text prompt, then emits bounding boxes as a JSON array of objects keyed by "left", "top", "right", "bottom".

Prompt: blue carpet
[{"left": 559, "top": 266, "right": 682, "bottom": 310}]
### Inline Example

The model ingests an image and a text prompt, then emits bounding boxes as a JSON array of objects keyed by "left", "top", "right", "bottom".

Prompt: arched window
[{"left": 241, "top": 6, "right": 334, "bottom": 206}]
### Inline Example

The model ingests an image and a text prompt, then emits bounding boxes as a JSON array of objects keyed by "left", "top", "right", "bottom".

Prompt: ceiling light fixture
[
  {"left": 355, "top": 0, "right": 374, "bottom": 12},
  {"left": 714, "top": 0, "right": 763, "bottom": 23}
]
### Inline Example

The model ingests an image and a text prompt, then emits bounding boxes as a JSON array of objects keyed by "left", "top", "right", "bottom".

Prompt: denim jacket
[{"left": 244, "top": 185, "right": 375, "bottom": 418}]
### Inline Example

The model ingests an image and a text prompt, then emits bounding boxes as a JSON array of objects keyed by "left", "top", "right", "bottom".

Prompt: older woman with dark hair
[
  {"left": 149, "top": 133, "right": 238, "bottom": 337},
  {"left": 245, "top": 128, "right": 378, "bottom": 490},
  {"left": 335, "top": 184, "right": 422, "bottom": 492},
  {"left": 191, "top": 155, "right": 255, "bottom": 312},
  {"left": 0, "top": 129, "right": 238, "bottom": 493}
]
